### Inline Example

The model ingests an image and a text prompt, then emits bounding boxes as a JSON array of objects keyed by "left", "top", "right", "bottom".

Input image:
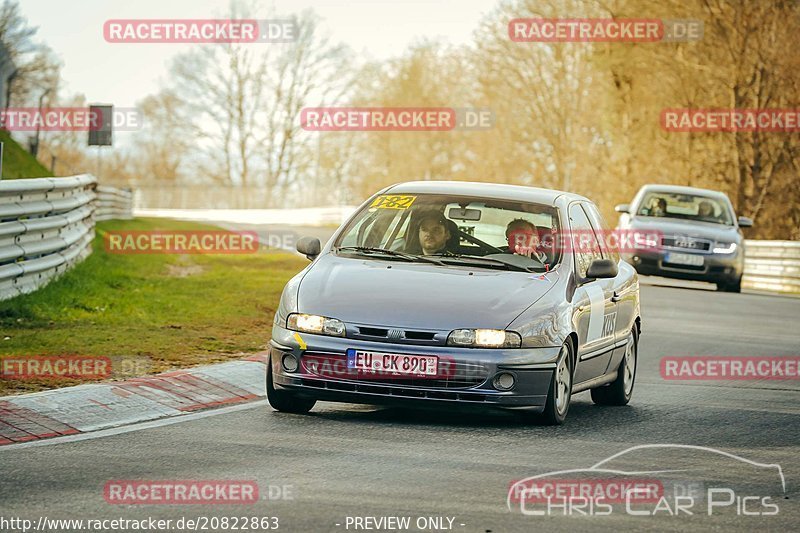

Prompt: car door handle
[{"left": 611, "top": 291, "right": 622, "bottom": 303}]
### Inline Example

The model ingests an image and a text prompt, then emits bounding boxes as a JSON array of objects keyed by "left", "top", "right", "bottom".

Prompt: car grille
[
  {"left": 349, "top": 325, "right": 440, "bottom": 345},
  {"left": 661, "top": 235, "right": 712, "bottom": 252},
  {"left": 301, "top": 353, "right": 489, "bottom": 389},
  {"left": 301, "top": 379, "right": 490, "bottom": 402}
]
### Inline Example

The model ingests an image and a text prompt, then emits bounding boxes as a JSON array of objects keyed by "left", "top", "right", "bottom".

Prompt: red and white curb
[{"left": 0, "top": 354, "right": 269, "bottom": 446}]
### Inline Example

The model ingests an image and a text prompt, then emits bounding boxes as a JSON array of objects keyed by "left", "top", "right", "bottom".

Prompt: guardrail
[
  {"left": 95, "top": 185, "right": 133, "bottom": 221},
  {"left": 743, "top": 240, "right": 800, "bottom": 294},
  {"left": 0, "top": 175, "right": 97, "bottom": 301}
]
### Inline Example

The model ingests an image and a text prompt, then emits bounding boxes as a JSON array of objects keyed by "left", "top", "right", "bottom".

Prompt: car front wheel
[
  {"left": 716, "top": 277, "right": 742, "bottom": 293},
  {"left": 540, "top": 341, "right": 573, "bottom": 425},
  {"left": 266, "top": 357, "right": 316, "bottom": 414}
]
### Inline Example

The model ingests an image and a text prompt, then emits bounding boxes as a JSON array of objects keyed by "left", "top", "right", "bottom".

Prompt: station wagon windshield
[{"left": 637, "top": 191, "right": 734, "bottom": 225}]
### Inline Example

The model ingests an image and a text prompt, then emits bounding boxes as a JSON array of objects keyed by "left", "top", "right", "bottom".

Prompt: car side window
[
  {"left": 568, "top": 203, "right": 603, "bottom": 279},
  {"left": 583, "top": 202, "right": 620, "bottom": 263}
]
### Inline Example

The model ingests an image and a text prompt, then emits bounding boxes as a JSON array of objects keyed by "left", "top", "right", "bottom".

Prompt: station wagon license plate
[
  {"left": 347, "top": 349, "right": 438, "bottom": 376},
  {"left": 665, "top": 252, "right": 704, "bottom": 267}
]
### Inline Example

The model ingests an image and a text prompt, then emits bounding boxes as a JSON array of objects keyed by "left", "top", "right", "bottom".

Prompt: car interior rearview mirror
[{"left": 448, "top": 207, "right": 482, "bottom": 221}]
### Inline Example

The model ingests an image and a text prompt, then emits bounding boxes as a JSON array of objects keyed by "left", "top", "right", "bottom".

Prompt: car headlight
[
  {"left": 447, "top": 329, "right": 521, "bottom": 348},
  {"left": 713, "top": 242, "right": 737, "bottom": 253},
  {"left": 286, "top": 313, "right": 345, "bottom": 337}
]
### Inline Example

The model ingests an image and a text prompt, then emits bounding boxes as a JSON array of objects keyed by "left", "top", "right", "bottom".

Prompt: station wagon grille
[{"left": 661, "top": 235, "right": 712, "bottom": 252}]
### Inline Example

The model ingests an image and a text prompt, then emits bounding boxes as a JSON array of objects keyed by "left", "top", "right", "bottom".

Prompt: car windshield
[
  {"left": 636, "top": 192, "right": 733, "bottom": 225},
  {"left": 334, "top": 193, "right": 561, "bottom": 272}
]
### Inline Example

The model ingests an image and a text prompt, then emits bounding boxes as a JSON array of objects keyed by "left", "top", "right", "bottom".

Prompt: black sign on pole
[{"left": 88, "top": 104, "right": 113, "bottom": 146}]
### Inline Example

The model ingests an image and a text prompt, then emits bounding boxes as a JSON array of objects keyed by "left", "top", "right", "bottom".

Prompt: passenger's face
[
  {"left": 419, "top": 219, "right": 449, "bottom": 254},
  {"left": 508, "top": 228, "right": 538, "bottom": 250}
]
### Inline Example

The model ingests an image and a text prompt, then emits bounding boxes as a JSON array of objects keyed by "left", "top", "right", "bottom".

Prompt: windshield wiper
[
  {"left": 336, "top": 246, "right": 446, "bottom": 266},
  {"left": 429, "top": 253, "right": 539, "bottom": 272}
]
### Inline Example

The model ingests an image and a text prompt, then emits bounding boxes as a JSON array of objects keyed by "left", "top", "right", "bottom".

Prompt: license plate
[
  {"left": 347, "top": 349, "right": 438, "bottom": 376},
  {"left": 665, "top": 252, "right": 704, "bottom": 266}
]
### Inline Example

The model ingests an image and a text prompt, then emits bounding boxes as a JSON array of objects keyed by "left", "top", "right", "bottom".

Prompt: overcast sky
[{"left": 20, "top": 0, "right": 497, "bottom": 106}]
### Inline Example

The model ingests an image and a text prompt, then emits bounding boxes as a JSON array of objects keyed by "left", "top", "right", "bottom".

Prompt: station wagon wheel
[
  {"left": 266, "top": 356, "right": 316, "bottom": 414},
  {"left": 539, "top": 341, "right": 573, "bottom": 425},
  {"left": 591, "top": 327, "right": 638, "bottom": 406}
]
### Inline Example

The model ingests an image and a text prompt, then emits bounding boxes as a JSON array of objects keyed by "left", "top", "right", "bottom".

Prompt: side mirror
[
  {"left": 614, "top": 204, "right": 630, "bottom": 214},
  {"left": 296, "top": 236, "right": 321, "bottom": 260},
  {"left": 738, "top": 216, "right": 753, "bottom": 228},
  {"left": 586, "top": 259, "right": 618, "bottom": 279}
]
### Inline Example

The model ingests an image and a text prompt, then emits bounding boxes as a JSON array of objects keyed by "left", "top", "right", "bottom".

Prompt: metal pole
[{"left": 32, "top": 88, "right": 50, "bottom": 158}]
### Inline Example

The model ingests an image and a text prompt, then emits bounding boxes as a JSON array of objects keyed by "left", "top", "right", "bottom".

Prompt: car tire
[
  {"left": 539, "top": 341, "right": 573, "bottom": 425},
  {"left": 591, "top": 328, "right": 638, "bottom": 406},
  {"left": 266, "top": 357, "right": 316, "bottom": 414},
  {"left": 716, "top": 277, "right": 742, "bottom": 293}
]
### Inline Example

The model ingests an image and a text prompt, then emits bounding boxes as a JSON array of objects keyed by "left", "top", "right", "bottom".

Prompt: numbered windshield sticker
[{"left": 370, "top": 195, "right": 417, "bottom": 209}]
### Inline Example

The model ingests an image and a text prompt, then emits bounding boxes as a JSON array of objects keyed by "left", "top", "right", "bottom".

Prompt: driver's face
[{"left": 419, "top": 219, "right": 449, "bottom": 254}]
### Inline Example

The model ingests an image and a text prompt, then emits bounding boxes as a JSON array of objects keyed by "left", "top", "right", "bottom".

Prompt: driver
[
  {"left": 506, "top": 219, "right": 546, "bottom": 263},
  {"left": 417, "top": 211, "right": 452, "bottom": 256},
  {"left": 650, "top": 198, "right": 667, "bottom": 217}
]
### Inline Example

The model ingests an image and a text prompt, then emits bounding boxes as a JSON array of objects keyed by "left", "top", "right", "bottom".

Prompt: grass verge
[
  {"left": 0, "top": 218, "right": 308, "bottom": 394},
  {"left": 0, "top": 130, "right": 53, "bottom": 179}
]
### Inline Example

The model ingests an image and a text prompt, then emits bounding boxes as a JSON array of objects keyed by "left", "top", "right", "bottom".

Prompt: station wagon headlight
[
  {"left": 713, "top": 241, "right": 737, "bottom": 253},
  {"left": 287, "top": 313, "right": 345, "bottom": 337},
  {"left": 447, "top": 329, "right": 521, "bottom": 348}
]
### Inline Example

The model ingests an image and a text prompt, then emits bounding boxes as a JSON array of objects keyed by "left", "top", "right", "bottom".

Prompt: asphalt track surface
[{"left": 1, "top": 238, "right": 799, "bottom": 532}]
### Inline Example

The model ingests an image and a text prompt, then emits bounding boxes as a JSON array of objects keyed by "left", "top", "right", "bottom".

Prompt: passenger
[
  {"left": 650, "top": 198, "right": 667, "bottom": 217},
  {"left": 506, "top": 219, "right": 546, "bottom": 263}
]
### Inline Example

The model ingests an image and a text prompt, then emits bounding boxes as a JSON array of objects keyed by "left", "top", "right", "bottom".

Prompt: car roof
[
  {"left": 384, "top": 180, "right": 589, "bottom": 206},
  {"left": 637, "top": 183, "right": 730, "bottom": 199}
]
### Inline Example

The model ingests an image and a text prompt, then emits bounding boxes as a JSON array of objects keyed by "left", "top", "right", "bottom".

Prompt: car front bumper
[
  {"left": 622, "top": 248, "right": 743, "bottom": 284},
  {"left": 268, "top": 325, "right": 562, "bottom": 411}
]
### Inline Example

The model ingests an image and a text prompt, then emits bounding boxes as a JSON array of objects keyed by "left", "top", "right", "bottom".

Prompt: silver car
[
  {"left": 615, "top": 184, "right": 752, "bottom": 292},
  {"left": 268, "top": 181, "right": 641, "bottom": 424}
]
